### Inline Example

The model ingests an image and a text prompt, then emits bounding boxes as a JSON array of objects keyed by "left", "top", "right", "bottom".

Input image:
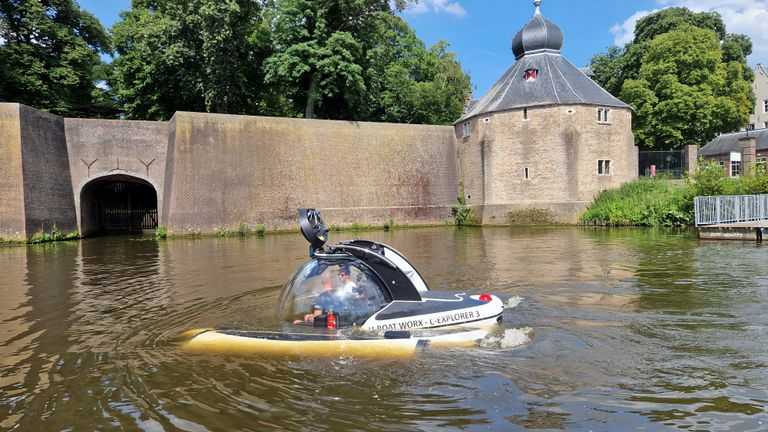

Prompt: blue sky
[{"left": 79, "top": 0, "right": 768, "bottom": 98}]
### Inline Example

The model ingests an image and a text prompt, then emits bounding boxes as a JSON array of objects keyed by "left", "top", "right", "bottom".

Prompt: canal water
[{"left": 1, "top": 227, "right": 767, "bottom": 431}]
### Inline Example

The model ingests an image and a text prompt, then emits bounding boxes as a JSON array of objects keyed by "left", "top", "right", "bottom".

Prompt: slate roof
[
  {"left": 457, "top": 2, "right": 629, "bottom": 123},
  {"left": 699, "top": 128, "right": 768, "bottom": 156}
]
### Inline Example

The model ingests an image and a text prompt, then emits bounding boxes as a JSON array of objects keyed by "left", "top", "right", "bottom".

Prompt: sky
[{"left": 78, "top": 0, "right": 768, "bottom": 98}]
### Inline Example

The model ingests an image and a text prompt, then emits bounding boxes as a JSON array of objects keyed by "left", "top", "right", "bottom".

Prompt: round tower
[{"left": 454, "top": 0, "right": 637, "bottom": 224}]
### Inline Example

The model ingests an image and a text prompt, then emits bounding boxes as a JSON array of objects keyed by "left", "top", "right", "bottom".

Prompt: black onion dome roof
[
  {"left": 456, "top": 1, "right": 629, "bottom": 123},
  {"left": 512, "top": 6, "right": 563, "bottom": 59}
]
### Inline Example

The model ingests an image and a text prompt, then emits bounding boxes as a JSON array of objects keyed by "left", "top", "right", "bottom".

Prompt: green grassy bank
[{"left": 580, "top": 161, "right": 768, "bottom": 227}]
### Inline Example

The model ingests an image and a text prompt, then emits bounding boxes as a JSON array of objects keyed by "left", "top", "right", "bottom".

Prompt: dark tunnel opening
[{"left": 80, "top": 176, "right": 158, "bottom": 236}]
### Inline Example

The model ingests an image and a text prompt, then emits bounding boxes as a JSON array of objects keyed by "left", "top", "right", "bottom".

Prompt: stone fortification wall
[
  {"left": 163, "top": 112, "right": 458, "bottom": 232},
  {"left": 18, "top": 105, "right": 78, "bottom": 236},
  {"left": 1, "top": 104, "right": 79, "bottom": 239},
  {"left": 0, "top": 104, "right": 26, "bottom": 240},
  {"left": 457, "top": 105, "right": 637, "bottom": 224},
  {"left": 64, "top": 118, "right": 169, "bottom": 234}
]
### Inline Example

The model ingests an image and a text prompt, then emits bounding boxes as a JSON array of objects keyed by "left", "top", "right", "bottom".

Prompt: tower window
[
  {"left": 524, "top": 69, "right": 538, "bottom": 82},
  {"left": 598, "top": 160, "right": 611, "bottom": 175},
  {"left": 597, "top": 108, "right": 610, "bottom": 123},
  {"left": 524, "top": 167, "right": 530, "bottom": 179},
  {"left": 462, "top": 121, "right": 471, "bottom": 137},
  {"left": 523, "top": 108, "right": 528, "bottom": 120},
  {"left": 764, "top": 99, "right": 768, "bottom": 113}
]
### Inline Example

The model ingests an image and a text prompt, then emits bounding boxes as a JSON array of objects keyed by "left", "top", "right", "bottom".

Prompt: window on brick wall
[
  {"left": 764, "top": 99, "right": 768, "bottom": 113},
  {"left": 731, "top": 161, "right": 741, "bottom": 177},
  {"left": 462, "top": 121, "right": 471, "bottom": 138},
  {"left": 524, "top": 167, "right": 530, "bottom": 179},
  {"left": 598, "top": 160, "right": 611, "bottom": 175},
  {"left": 597, "top": 108, "right": 610, "bottom": 123},
  {"left": 757, "top": 157, "right": 767, "bottom": 173}
]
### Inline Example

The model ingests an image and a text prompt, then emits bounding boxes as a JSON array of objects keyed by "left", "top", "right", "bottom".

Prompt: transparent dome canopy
[{"left": 278, "top": 257, "right": 390, "bottom": 327}]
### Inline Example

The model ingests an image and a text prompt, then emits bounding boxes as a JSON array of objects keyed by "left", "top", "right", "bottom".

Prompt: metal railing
[
  {"left": 639, "top": 149, "right": 687, "bottom": 179},
  {"left": 694, "top": 195, "right": 768, "bottom": 226}
]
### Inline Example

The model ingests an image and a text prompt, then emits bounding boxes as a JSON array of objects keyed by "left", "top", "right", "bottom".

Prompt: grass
[
  {"left": 580, "top": 178, "right": 692, "bottom": 227},
  {"left": 581, "top": 160, "right": 768, "bottom": 227},
  {"left": 28, "top": 225, "right": 80, "bottom": 244}
]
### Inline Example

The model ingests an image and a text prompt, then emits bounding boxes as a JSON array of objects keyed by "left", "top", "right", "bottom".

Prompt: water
[{"left": 1, "top": 227, "right": 767, "bottom": 431}]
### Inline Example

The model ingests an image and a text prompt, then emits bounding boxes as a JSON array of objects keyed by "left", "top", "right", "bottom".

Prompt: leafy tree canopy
[
  {"left": 620, "top": 25, "right": 752, "bottom": 149},
  {"left": 111, "top": 0, "right": 278, "bottom": 120},
  {"left": 589, "top": 7, "right": 754, "bottom": 149},
  {"left": 0, "top": 0, "right": 111, "bottom": 116},
  {"left": 263, "top": 0, "right": 470, "bottom": 122}
]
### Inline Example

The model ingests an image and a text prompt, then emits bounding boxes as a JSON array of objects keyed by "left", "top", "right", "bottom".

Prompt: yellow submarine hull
[{"left": 181, "top": 327, "right": 492, "bottom": 358}]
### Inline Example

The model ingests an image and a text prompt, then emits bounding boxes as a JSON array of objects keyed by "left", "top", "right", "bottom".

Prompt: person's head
[
  {"left": 338, "top": 264, "right": 351, "bottom": 281},
  {"left": 320, "top": 271, "right": 333, "bottom": 291}
]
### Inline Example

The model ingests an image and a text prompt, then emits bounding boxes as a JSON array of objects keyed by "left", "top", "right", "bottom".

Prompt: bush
[
  {"left": 580, "top": 178, "right": 692, "bottom": 227},
  {"left": 451, "top": 180, "right": 478, "bottom": 226},
  {"left": 582, "top": 160, "right": 768, "bottom": 227},
  {"left": 155, "top": 226, "right": 168, "bottom": 239},
  {"left": 743, "top": 165, "right": 768, "bottom": 194},
  {"left": 256, "top": 224, "right": 266, "bottom": 237}
]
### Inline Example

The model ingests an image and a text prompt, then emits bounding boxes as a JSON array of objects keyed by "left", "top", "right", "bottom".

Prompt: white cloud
[
  {"left": 610, "top": 10, "right": 659, "bottom": 46},
  {"left": 613, "top": 0, "right": 768, "bottom": 66},
  {"left": 405, "top": 0, "right": 467, "bottom": 18}
]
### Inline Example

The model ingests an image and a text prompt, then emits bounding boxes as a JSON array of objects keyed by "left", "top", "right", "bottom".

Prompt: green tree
[
  {"left": 112, "top": 0, "right": 279, "bottom": 120},
  {"left": 0, "top": 0, "right": 111, "bottom": 115},
  {"left": 620, "top": 26, "right": 752, "bottom": 149},
  {"left": 375, "top": 21, "right": 470, "bottom": 124},
  {"left": 265, "top": 0, "right": 396, "bottom": 119},
  {"left": 591, "top": 7, "right": 753, "bottom": 103},
  {"left": 589, "top": 45, "right": 624, "bottom": 96},
  {"left": 264, "top": 0, "right": 469, "bottom": 123}
]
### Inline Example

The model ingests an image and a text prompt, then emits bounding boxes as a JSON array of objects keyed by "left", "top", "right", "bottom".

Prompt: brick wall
[
  {"left": 64, "top": 118, "right": 169, "bottom": 235},
  {"left": 0, "top": 104, "right": 26, "bottom": 240},
  {"left": 163, "top": 112, "right": 459, "bottom": 232},
  {"left": 18, "top": 105, "right": 78, "bottom": 236}
]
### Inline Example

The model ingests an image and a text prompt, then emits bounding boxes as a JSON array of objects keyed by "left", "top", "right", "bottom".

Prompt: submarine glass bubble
[{"left": 277, "top": 257, "right": 391, "bottom": 327}]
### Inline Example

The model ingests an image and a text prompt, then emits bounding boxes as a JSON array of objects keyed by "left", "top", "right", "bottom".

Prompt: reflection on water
[{"left": 1, "top": 227, "right": 768, "bottom": 430}]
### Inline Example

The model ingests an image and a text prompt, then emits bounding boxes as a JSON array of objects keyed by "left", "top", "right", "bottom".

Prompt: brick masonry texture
[
  {"left": 64, "top": 117, "right": 170, "bottom": 235},
  {"left": 0, "top": 104, "right": 26, "bottom": 240},
  {"left": 163, "top": 112, "right": 458, "bottom": 232},
  {"left": 18, "top": 105, "right": 78, "bottom": 237}
]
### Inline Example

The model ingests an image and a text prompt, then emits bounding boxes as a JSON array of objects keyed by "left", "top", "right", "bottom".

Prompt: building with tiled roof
[{"left": 453, "top": 0, "right": 637, "bottom": 223}]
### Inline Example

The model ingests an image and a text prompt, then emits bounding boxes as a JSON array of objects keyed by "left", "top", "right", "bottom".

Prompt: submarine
[{"left": 182, "top": 209, "right": 505, "bottom": 356}]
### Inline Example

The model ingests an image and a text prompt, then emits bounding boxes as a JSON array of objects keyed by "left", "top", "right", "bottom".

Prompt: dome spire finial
[{"left": 534, "top": 0, "right": 542, "bottom": 14}]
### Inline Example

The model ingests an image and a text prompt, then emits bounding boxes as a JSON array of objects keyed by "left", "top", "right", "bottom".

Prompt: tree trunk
[{"left": 305, "top": 75, "right": 319, "bottom": 119}]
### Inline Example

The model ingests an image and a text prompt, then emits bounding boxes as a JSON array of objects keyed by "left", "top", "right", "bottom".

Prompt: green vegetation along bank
[{"left": 580, "top": 161, "right": 768, "bottom": 227}]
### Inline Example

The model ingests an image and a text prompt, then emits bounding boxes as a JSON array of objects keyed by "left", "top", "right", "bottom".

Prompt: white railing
[{"left": 694, "top": 194, "right": 768, "bottom": 226}]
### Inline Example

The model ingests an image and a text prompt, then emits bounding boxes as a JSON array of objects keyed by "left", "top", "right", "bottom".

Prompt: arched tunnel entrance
[{"left": 80, "top": 175, "right": 158, "bottom": 236}]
